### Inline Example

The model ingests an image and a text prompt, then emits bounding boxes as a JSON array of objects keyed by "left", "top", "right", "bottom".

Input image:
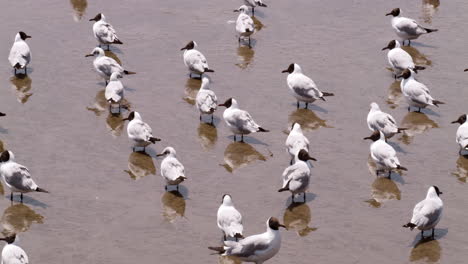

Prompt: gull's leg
[
  {"left": 10, "top": 192, "right": 13, "bottom": 201},
  {"left": 297, "top": 101, "right": 300, "bottom": 109},
  {"left": 177, "top": 185, "right": 179, "bottom": 191},
  {"left": 291, "top": 193, "right": 294, "bottom": 203},
  {"left": 211, "top": 114, "right": 214, "bottom": 125},
  {"left": 421, "top": 230, "right": 424, "bottom": 239},
  {"left": 303, "top": 192, "right": 306, "bottom": 202},
  {"left": 164, "top": 185, "right": 167, "bottom": 191},
  {"left": 305, "top": 102, "right": 308, "bottom": 109},
  {"left": 241, "top": 134, "right": 244, "bottom": 142},
  {"left": 233, "top": 135, "right": 236, "bottom": 142},
  {"left": 20, "top": 193, "right": 23, "bottom": 203},
  {"left": 199, "top": 114, "right": 202, "bottom": 122},
  {"left": 432, "top": 228, "right": 435, "bottom": 239}
]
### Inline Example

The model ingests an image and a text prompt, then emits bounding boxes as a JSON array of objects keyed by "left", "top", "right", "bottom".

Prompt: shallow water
[{"left": 0, "top": 0, "right": 467, "bottom": 263}]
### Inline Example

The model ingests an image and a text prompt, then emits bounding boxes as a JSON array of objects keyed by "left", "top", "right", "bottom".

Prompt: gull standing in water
[
  {"left": 209, "top": 217, "right": 285, "bottom": 263},
  {"left": 386, "top": 8, "right": 437, "bottom": 46},
  {"left": 282, "top": 63, "right": 334, "bottom": 109},
  {"left": 382, "top": 40, "right": 425, "bottom": 78},
  {"left": 89, "top": 13, "right": 123, "bottom": 50},
  {"left": 157, "top": 147, "right": 186, "bottom": 190},
  {"left": 85, "top": 47, "right": 135, "bottom": 84},
  {"left": 285, "top": 123, "right": 309, "bottom": 165},
  {"left": 0, "top": 234, "right": 28, "bottom": 264},
  {"left": 8, "top": 32, "right": 31, "bottom": 75},
  {"left": 244, "top": 0, "right": 267, "bottom": 16},
  {"left": 403, "top": 186, "right": 443, "bottom": 239},
  {"left": 451, "top": 114, "right": 468, "bottom": 155},
  {"left": 217, "top": 194, "right": 244, "bottom": 241},
  {"left": 123, "top": 111, "right": 161, "bottom": 152},
  {"left": 219, "top": 98, "right": 269, "bottom": 142},
  {"left": 196, "top": 77, "right": 217, "bottom": 124},
  {"left": 181, "top": 41, "right": 214, "bottom": 79},
  {"left": 278, "top": 149, "right": 315, "bottom": 203},
  {"left": 399, "top": 69, "right": 444, "bottom": 112},
  {"left": 234, "top": 5, "right": 255, "bottom": 47},
  {"left": 367, "top": 102, "right": 406, "bottom": 140},
  {"left": 105, "top": 72, "right": 124, "bottom": 114},
  {"left": 0, "top": 150, "right": 49, "bottom": 202},
  {"left": 364, "top": 131, "right": 407, "bottom": 178}
]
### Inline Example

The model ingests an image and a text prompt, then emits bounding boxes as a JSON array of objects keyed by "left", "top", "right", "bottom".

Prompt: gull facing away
[
  {"left": 451, "top": 114, "right": 468, "bottom": 155},
  {"left": 399, "top": 69, "right": 444, "bottom": 112},
  {"left": 219, "top": 98, "right": 269, "bottom": 142},
  {"left": 278, "top": 149, "right": 316, "bottom": 203},
  {"left": 0, "top": 234, "right": 28, "bottom": 264},
  {"left": 217, "top": 194, "right": 244, "bottom": 241},
  {"left": 386, "top": 8, "right": 437, "bottom": 46},
  {"left": 244, "top": 0, "right": 267, "bottom": 16},
  {"left": 234, "top": 5, "right": 255, "bottom": 47},
  {"left": 196, "top": 77, "right": 217, "bottom": 124},
  {"left": 0, "top": 150, "right": 49, "bottom": 202},
  {"left": 123, "top": 111, "right": 161, "bottom": 152},
  {"left": 105, "top": 72, "right": 124, "bottom": 114},
  {"left": 89, "top": 13, "right": 123, "bottom": 50},
  {"left": 403, "top": 186, "right": 443, "bottom": 239},
  {"left": 157, "top": 147, "right": 186, "bottom": 190},
  {"left": 181, "top": 41, "right": 214, "bottom": 79},
  {"left": 282, "top": 63, "right": 334, "bottom": 109},
  {"left": 367, "top": 102, "right": 406, "bottom": 140},
  {"left": 209, "top": 217, "right": 285, "bottom": 264},
  {"left": 85, "top": 47, "right": 135, "bottom": 84},
  {"left": 382, "top": 40, "right": 425, "bottom": 78},
  {"left": 8, "top": 32, "right": 31, "bottom": 75},
  {"left": 364, "top": 131, "right": 407, "bottom": 178},
  {"left": 285, "top": 123, "right": 309, "bottom": 165}
]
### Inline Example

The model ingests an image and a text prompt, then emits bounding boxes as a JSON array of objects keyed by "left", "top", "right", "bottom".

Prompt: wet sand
[{"left": 0, "top": 0, "right": 467, "bottom": 263}]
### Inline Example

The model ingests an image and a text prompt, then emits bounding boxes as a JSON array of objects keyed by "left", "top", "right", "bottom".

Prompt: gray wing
[
  {"left": 226, "top": 110, "right": 261, "bottom": 133},
  {"left": 95, "top": 22, "right": 119, "bottom": 44},
  {"left": 5, "top": 165, "right": 35, "bottom": 192},
  {"left": 227, "top": 235, "right": 270, "bottom": 258},
  {"left": 396, "top": 18, "right": 427, "bottom": 36},
  {"left": 96, "top": 57, "right": 124, "bottom": 76},
  {"left": 129, "top": 121, "right": 153, "bottom": 142}
]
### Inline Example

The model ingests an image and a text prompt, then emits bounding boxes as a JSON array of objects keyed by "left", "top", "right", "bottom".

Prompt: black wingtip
[
  {"left": 403, "top": 222, "right": 416, "bottom": 230},
  {"left": 397, "top": 165, "right": 408, "bottom": 171},
  {"left": 13, "top": 63, "right": 21, "bottom": 69},
  {"left": 322, "top": 92, "right": 334, "bottom": 97},
  {"left": 149, "top": 137, "right": 161, "bottom": 144},
  {"left": 113, "top": 39, "right": 123, "bottom": 44},
  {"left": 123, "top": 70, "right": 136, "bottom": 75},
  {"left": 36, "top": 187, "right": 49, "bottom": 193},
  {"left": 208, "top": 246, "right": 225, "bottom": 254},
  {"left": 432, "top": 100, "right": 445, "bottom": 107},
  {"left": 234, "top": 233, "right": 244, "bottom": 239},
  {"left": 278, "top": 187, "right": 289, "bottom": 192},
  {"left": 424, "top": 28, "right": 438, "bottom": 33},
  {"left": 258, "top": 127, "right": 269, "bottom": 132},
  {"left": 204, "top": 68, "right": 215, "bottom": 73}
]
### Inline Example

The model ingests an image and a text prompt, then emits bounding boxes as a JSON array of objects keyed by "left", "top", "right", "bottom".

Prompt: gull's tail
[
  {"left": 424, "top": 28, "right": 438, "bottom": 33},
  {"left": 13, "top": 63, "right": 22, "bottom": 69},
  {"left": 234, "top": 233, "right": 244, "bottom": 239},
  {"left": 124, "top": 70, "right": 136, "bottom": 75},
  {"left": 397, "top": 128, "right": 408, "bottom": 133},
  {"left": 432, "top": 100, "right": 445, "bottom": 107},
  {"left": 36, "top": 187, "right": 49, "bottom": 193},
  {"left": 149, "top": 137, "right": 161, "bottom": 144},
  {"left": 278, "top": 180, "right": 291, "bottom": 192},
  {"left": 413, "top": 66, "right": 426, "bottom": 73},
  {"left": 208, "top": 246, "right": 225, "bottom": 254},
  {"left": 320, "top": 92, "right": 334, "bottom": 101},
  {"left": 258, "top": 127, "right": 269, "bottom": 132},
  {"left": 204, "top": 68, "right": 215, "bottom": 73},
  {"left": 113, "top": 39, "right": 123, "bottom": 44},
  {"left": 397, "top": 165, "right": 408, "bottom": 171},
  {"left": 403, "top": 222, "right": 416, "bottom": 230},
  {"left": 258, "top": 2, "right": 267, "bottom": 7}
]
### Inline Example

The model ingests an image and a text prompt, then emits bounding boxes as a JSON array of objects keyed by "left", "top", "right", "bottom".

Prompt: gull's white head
[
  {"left": 200, "top": 76, "right": 210, "bottom": 90},
  {"left": 180, "top": 41, "right": 197, "bottom": 51},
  {"left": 221, "top": 194, "right": 234, "bottom": 206},
  {"left": 158, "top": 146, "right": 177, "bottom": 157},
  {"left": 427, "top": 186, "right": 442, "bottom": 199},
  {"left": 89, "top": 13, "right": 105, "bottom": 22},
  {"left": 85, "top": 47, "right": 105, "bottom": 58},
  {"left": 282, "top": 63, "right": 302, "bottom": 74},
  {"left": 219, "top": 98, "right": 238, "bottom": 109},
  {"left": 234, "top": 5, "right": 249, "bottom": 13},
  {"left": 110, "top": 72, "right": 123, "bottom": 81},
  {"left": 15, "top": 31, "right": 31, "bottom": 42},
  {"left": 370, "top": 102, "right": 380, "bottom": 111},
  {"left": 0, "top": 150, "right": 14, "bottom": 163}
]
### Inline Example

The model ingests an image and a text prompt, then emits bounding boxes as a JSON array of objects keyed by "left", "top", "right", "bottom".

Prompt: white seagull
[
  {"left": 157, "top": 147, "right": 186, "bottom": 190},
  {"left": 399, "top": 69, "right": 444, "bottom": 112},
  {"left": 217, "top": 194, "right": 244, "bottom": 241},
  {"left": 386, "top": 8, "right": 437, "bottom": 46},
  {"left": 382, "top": 40, "right": 425, "bottom": 78},
  {"left": 209, "top": 217, "right": 285, "bottom": 264},
  {"left": 234, "top": 5, "right": 255, "bottom": 46},
  {"left": 105, "top": 72, "right": 124, "bottom": 113},
  {"left": 451, "top": 114, "right": 468, "bottom": 155},
  {"left": 243, "top": 0, "right": 267, "bottom": 16},
  {"left": 278, "top": 149, "right": 315, "bottom": 203},
  {"left": 196, "top": 77, "right": 217, "bottom": 124},
  {"left": 282, "top": 63, "right": 334, "bottom": 109},
  {"left": 8, "top": 32, "right": 31, "bottom": 75},
  {"left": 181, "top": 41, "right": 214, "bottom": 79},
  {"left": 219, "top": 98, "right": 269, "bottom": 142},
  {"left": 123, "top": 111, "right": 161, "bottom": 152},
  {"left": 285, "top": 123, "right": 310, "bottom": 165},
  {"left": 85, "top": 47, "right": 135, "bottom": 84},
  {"left": 367, "top": 102, "right": 406, "bottom": 140},
  {"left": 364, "top": 131, "right": 407, "bottom": 178},
  {"left": 403, "top": 186, "right": 443, "bottom": 239},
  {"left": 0, "top": 150, "right": 49, "bottom": 202},
  {"left": 0, "top": 234, "right": 28, "bottom": 264},
  {"left": 89, "top": 13, "right": 123, "bottom": 50}
]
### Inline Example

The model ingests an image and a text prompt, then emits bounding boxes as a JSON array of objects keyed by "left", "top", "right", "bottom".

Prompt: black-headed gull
[
  {"left": 451, "top": 114, "right": 468, "bottom": 155},
  {"left": 219, "top": 98, "right": 268, "bottom": 142},
  {"left": 234, "top": 5, "right": 255, "bottom": 47},
  {"left": 386, "top": 8, "right": 437, "bottom": 46},
  {"left": 243, "top": 0, "right": 267, "bottom": 16},
  {"left": 278, "top": 149, "right": 315, "bottom": 203},
  {"left": 403, "top": 186, "right": 443, "bottom": 239},
  {"left": 105, "top": 72, "right": 124, "bottom": 113},
  {"left": 398, "top": 69, "right": 444, "bottom": 112},
  {"left": 367, "top": 102, "right": 406, "bottom": 140},
  {"left": 382, "top": 40, "right": 425, "bottom": 78},
  {"left": 123, "top": 111, "right": 161, "bottom": 153},
  {"left": 217, "top": 194, "right": 244, "bottom": 241},
  {"left": 285, "top": 123, "right": 309, "bottom": 165},
  {"left": 157, "top": 147, "right": 186, "bottom": 191},
  {"left": 196, "top": 77, "right": 217, "bottom": 124},
  {"left": 8, "top": 32, "right": 31, "bottom": 76},
  {"left": 0, "top": 234, "right": 28, "bottom": 264},
  {"left": 89, "top": 13, "right": 123, "bottom": 50},
  {"left": 85, "top": 47, "right": 135, "bottom": 84},
  {"left": 181, "top": 41, "right": 214, "bottom": 79}
]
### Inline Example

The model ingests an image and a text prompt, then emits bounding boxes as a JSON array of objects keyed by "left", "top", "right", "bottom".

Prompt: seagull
[
  {"left": 403, "top": 186, "right": 443, "bottom": 239},
  {"left": 386, "top": 8, "right": 438, "bottom": 46},
  {"left": 234, "top": 5, "right": 255, "bottom": 46},
  {"left": 8, "top": 32, "right": 31, "bottom": 75},
  {"left": 282, "top": 63, "right": 334, "bottom": 109},
  {"left": 0, "top": 234, "right": 28, "bottom": 264},
  {"left": 285, "top": 123, "right": 309, "bottom": 165},
  {"left": 85, "top": 47, "right": 135, "bottom": 84},
  {"left": 157, "top": 147, "right": 186, "bottom": 190},
  {"left": 382, "top": 40, "right": 425, "bottom": 78},
  {"left": 367, "top": 102, "right": 406, "bottom": 140},
  {"left": 209, "top": 217, "right": 285, "bottom": 263},
  {"left": 399, "top": 69, "right": 444, "bottom": 112},
  {"left": 217, "top": 194, "right": 244, "bottom": 241},
  {"left": 105, "top": 72, "right": 124, "bottom": 113},
  {"left": 219, "top": 98, "right": 269, "bottom": 142},
  {"left": 123, "top": 111, "right": 161, "bottom": 152},
  {"left": 181, "top": 41, "right": 214, "bottom": 79},
  {"left": 451, "top": 114, "right": 468, "bottom": 155},
  {"left": 89, "top": 13, "right": 123, "bottom": 50},
  {"left": 0, "top": 150, "right": 49, "bottom": 202},
  {"left": 278, "top": 149, "right": 315, "bottom": 203},
  {"left": 196, "top": 77, "right": 217, "bottom": 124},
  {"left": 364, "top": 131, "right": 407, "bottom": 178},
  {"left": 243, "top": 0, "right": 267, "bottom": 16}
]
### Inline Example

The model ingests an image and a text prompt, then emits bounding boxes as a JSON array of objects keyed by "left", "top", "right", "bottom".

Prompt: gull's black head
[
  {"left": 0, "top": 234, "right": 16, "bottom": 244},
  {"left": 219, "top": 98, "right": 233, "bottom": 108},
  {"left": 382, "top": 40, "right": 396, "bottom": 51},
  {"left": 19, "top": 32, "right": 31, "bottom": 40},
  {"left": 268, "top": 217, "right": 286, "bottom": 230},
  {"left": 181, "top": 41, "right": 195, "bottom": 51},
  {"left": 0, "top": 151, "right": 10, "bottom": 163},
  {"left": 399, "top": 69, "right": 412, "bottom": 79},
  {"left": 123, "top": 111, "right": 135, "bottom": 122},
  {"left": 282, "top": 63, "right": 295, "bottom": 73},
  {"left": 89, "top": 13, "right": 102, "bottom": 21},
  {"left": 386, "top": 8, "right": 400, "bottom": 17},
  {"left": 451, "top": 114, "right": 467, "bottom": 125},
  {"left": 363, "top": 131, "right": 381, "bottom": 142},
  {"left": 298, "top": 149, "right": 316, "bottom": 162},
  {"left": 433, "top": 186, "right": 442, "bottom": 196}
]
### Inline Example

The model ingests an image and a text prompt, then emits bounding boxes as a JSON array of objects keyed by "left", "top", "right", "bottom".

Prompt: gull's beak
[
  {"left": 218, "top": 103, "right": 226, "bottom": 107},
  {"left": 451, "top": 120, "right": 459, "bottom": 124},
  {"left": 156, "top": 153, "right": 165, "bottom": 157},
  {"left": 180, "top": 47, "right": 187, "bottom": 51},
  {"left": 439, "top": 191, "right": 443, "bottom": 195},
  {"left": 122, "top": 117, "right": 129, "bottom": 121},
  {"left": 89, "top": 18, "right": 96, "bottom": 21},
  {"left": 464, "top": 69, "right": 468, "bottom": 72},
  {"left": 281, "top": 69, "right": 288, "bottom": 73},
  {"left": 396, "top": 74, "right": 403, "bottom": 78},
  {"left": 363, "top": 136, "right": 371, "bottom": 140},
  {"left": 279, "top": 224, "right": 287, "bottom": 229},
  {"left": 382, "top": 47, "right": 389, "bottom": 51},
  {"left": 385, "top": 13, "right": 392, "bottom": 16},
  {"left": 308, "top": 156, "right": 317, "bottom": 161},
  {"left": 25, "top": 35, "right": 31, "bottom": 39},
  {"left": 233, "top": 9, "right": 239, "bottom": 12},
  {"left": 85, "top": 54, "right": 93, "bottom": 57}
]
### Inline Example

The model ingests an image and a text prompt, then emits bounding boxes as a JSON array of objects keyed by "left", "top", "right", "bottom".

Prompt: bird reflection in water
[
  {"left": 288, "top": 109, "right": 329, "bottom": 132},
  {"left": 198, "top": 123, "right": 217, "bottom": 150},
  {"left": 410, "top": 237, "right": 441, "bottom": 263},
  {"left": 402, "top": 46, "right": 432, "bottom": 67},
  {"left": 104, "top": 50, "right": 122, "bottom": 66},
  {"left": 86, "top": 90, "right": 107, "bottom": 115},
  {"left": 252, "top": 16, "right": 264, "bottom": 32},
  {"left": 452, "top": 155, "right": 468, "bottom": 183},
  {"left": 366, "top": 157, "right": 402, "bottom": 207},
  {"left": 106, "top": 113, "right": 125, "bottom": 137},
  {"left": 218, "top": 256, "right": 242, "bottom": 264},
  {"left": 222, "top": 142, "right": 266, "bottom": 172},
  {"left": 161, "top": 190, "right": 185, "bottom": 222},
  {"left": 421, "top": 0, "right": 440, "bottom": 24},
  {"left": 283, "top": 202, "right": 317, "bottom": 237},
  {"left": 124, "top": 152, "right": 156, "bottom": 180},
  {"left": 9, "top": 74, "right": 32, "bottom": 104},
  {"left": 235, "top": 46, "right": 255, "bottom": 69},
  {"left": 1, "top": 203, "right": 43, "bottom": 235},
  {"left": 386, "top": 81, "right": 403, "bottom": 109},
  {"left": 183, "top": 78, "right": 200, "bottom": 105},
  {"left": 70, "top": 0, "right": 87, "bottom": 21},
  {"left": 399, "top": 112, "right": 438, "bottom": 145}
]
